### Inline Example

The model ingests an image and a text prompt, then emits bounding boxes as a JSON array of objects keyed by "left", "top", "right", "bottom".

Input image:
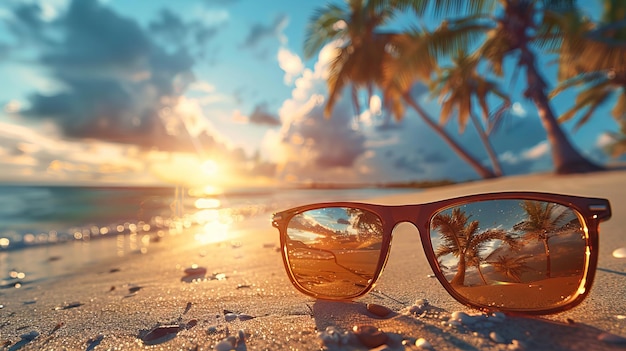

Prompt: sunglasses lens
[
  {"left": 429, "top": 199, "right": 588, "bottom": 311},
  {"left": 284, "top": 207, "right": 384, "bottom": 298}
]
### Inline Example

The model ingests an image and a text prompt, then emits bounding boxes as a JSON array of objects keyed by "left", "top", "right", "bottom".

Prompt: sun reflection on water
[
  {"left": 195, "top": 198, "right": 221, "bottom": 209},
  {"left": 192, "top": 200, "right": 234, "bottom": 244}
]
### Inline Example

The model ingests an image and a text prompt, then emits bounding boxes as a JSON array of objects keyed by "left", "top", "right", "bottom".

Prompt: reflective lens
[
  {"left": 285, "top": 207, "right": 384, "bottom": 298},
  {"left": 429, "top": 199, "right": 587, "bottom": 311}
]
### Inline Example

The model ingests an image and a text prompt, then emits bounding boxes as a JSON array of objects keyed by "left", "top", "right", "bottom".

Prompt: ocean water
[
  {"left": 0, "top": 185, "right": 417, "bottom": 287},
  {"left": 0, "top": 185, "right": 415, "bottom": 251}
]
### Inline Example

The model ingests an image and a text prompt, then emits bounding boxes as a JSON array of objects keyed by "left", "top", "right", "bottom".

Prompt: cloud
[
  {"left": 522, "top": 140, "right": 550, "bottom": 160},
  {"left": 261, "top": 44, "right": 375, "bottom": 183},
  {"left": 149, "top": 8, "right": 219, "bottom": 47},
  {"left": 149, "top": 9, "right": 188, "bottom": 43},
  {"left": 596, "top": 132, "right": 616, "bottom": 148},
  {"left": 4, "top": 2, "right": 51, "bottom": 46},
  {"left": 0, "top": 119, "right": 151, "bottom": 184},
  {"left": 4, "top": 0, "right": 230, "bottom": 153},
  {"left": 277, "top": 47, "right": 304, "bottom": 84},
  {"left": 248, "top": 103, "right": 281, "bottom": 126},
  {"left": 510, "top": 101, "right": 527, "bottom": 117},
  {"left": 241, "top": 13, "right": 288, "bottom": 49}
]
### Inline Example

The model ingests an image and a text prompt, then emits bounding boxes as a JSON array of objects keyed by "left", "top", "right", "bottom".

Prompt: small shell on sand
[
  {"left": 54, "top": 302, "right": 84, "bottom": 310},
  {"left": 367, "top": 303, "right": 393, "bottom": 318},
  {"left": 184, "top": 265, "right": 207, "bottom": 276},
  {"left": 612, "top": 247, "right": 626, "bottom": 258},
  {"left": 224, "top": 311, "right": 255, "bottom": 322},
  {"left": 215, "top": 329, "right": 246, "bottom": 351},
  {"left": 237, "top": 314, "right": 255, "bottom": 321},
  {"left": 352, "top": 325, "right": 388, "bottom": 348},
  {"left": 184, "top": 302, "right": 192, "bottom": 314},
  {"left": 214, "top": 339, "right": 235, "bottom": 351},
  {"left": 141, "top": 325, "right": 180, "bottom": 344},
  {"left": 415, "top": 298, "right": 429, "bottom": 306},
  {"left": 185, "top": 319, "right": 198, "bottom": 329},
  {"left": 415, "top": 337, "right": 432, "bottom": 349},
  {"left": 211, "top": 272, "right": 227, "bottom": 280},
  {"left": 225, "top": 313, "right": 238, "bottom": 322},
  {"left": 450, "top": 311, "right": 476, "bottom": 325}
]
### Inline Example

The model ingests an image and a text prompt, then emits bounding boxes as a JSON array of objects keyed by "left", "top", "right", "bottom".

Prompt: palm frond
[
  {"left": 457, "top": 91, "right": 471, "bottom": 131},
  {"left": 571, "top": 90, "right": 612, "bottom": 131},
  {"left": 486, "top": 101, "right": 512, "bottom": 136},
  {"left": 478, "top": 32, "right": 510, "bottom": 76},
  {"left": 468, "top": 229, "right": 508, "bottom": 253},
  {"left": 439, "top": 97, "right": 455, "bottom": 126},
  {"left": 304, "top": 4, "right": 348, "bottom": 59},
  {"left": 384, "top": 90, "right": 406, "bottom": 121},
  {"left": 325, "top": 47, "right": 353, "bottom": 117},
  {"left": 432, "top": 209, "right": 469, "bottom": 248},
  {"left": 540, "top": 0, "right": 577, "bottom": 14},
  {"left": 488, "top": 254, "right": 532, "bottom": 283},
  {"left": 383, "top": 30, "right": 438, "bottom": 92},
  {"left": 557, "top": 84, "right": 612, "bottom": 128},
  {"left": 549, "top": 71, "right": 608, "bottom": 98},
  {"left": 429, "top": 22, "right": 491, "bottom": 59},
  {"left": 534, "top": 8, "right": 574, "bottom": 51},
  {"left": 431, "top": 0, "right": 496, "bottom": 18},
  {"left": 435, "top": 245, "right": 458, "bottom": 258},
  {"left": 386, "top": 0, "right": 429, "bottom": 16}
]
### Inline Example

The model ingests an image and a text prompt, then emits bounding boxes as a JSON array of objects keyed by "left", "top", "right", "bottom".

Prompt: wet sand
[{"left": 1, "top": 170, "right": 626, "bottom": 350}]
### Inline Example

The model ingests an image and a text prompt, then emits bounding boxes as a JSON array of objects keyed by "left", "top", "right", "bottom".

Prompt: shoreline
[{"left": 0, "top": 171, "right": 625, "bottom": 350}]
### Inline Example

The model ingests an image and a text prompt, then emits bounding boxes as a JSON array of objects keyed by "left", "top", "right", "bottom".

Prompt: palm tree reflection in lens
[
  {"left": 285, "top": 207, "right": 384, "bottom": 298},
  {"left": 431, "top": 200, "right": 587, "bottom": 310}
]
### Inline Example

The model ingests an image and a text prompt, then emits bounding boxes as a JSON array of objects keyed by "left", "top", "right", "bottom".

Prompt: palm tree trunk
[
  {"left": 471, "top": 111, "right": 503, "bottom": 176},
  {"left": 477, "top": 264, "right": 488, "bottom": 285},
  {"left": 402, "top": 93, "right": 497, "bottom": 179},
  {"left": 543, "top": 239, "right": 551, "bottom": 278},
  {"left": 519, "top": 49, "right": 604, "bottom": 174},
  {"left": 451, "top": 255, "right": 467, "bottom": 286}
]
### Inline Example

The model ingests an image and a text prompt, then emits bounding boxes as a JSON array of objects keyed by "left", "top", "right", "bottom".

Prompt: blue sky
[{"left": 0, "top": 0, "right": 620, "bottom": 188}]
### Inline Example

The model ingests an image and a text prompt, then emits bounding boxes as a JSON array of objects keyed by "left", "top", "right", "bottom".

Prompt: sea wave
[{"left": 0, "top": 185, "right": 415, "bottom": 251}]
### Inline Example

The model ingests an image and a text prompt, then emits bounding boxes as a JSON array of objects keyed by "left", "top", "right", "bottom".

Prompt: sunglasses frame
[{"left": 272, "top": 191, "right": 612, "bottom": 315}]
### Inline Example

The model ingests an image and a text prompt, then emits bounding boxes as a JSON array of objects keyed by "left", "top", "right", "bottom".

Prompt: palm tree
[
  {"left": 304, "top": 0, "right": 497, "bottom": 179},
  {"left": 513, "top": 200, "right": 573, "bottom": 278},
  {"left": 345, "top": 207, "right": 383, "bottom": 242},
  {"left": 549, "top": 0, "right": 626, "bottom": 155},
  {"left": 304, "top": 0, "right": 395, "bottom": 119},
  {"left": 488, "top": 254, "right": 533, "bottom": 283},
  {"left": 399, "top": 0, "right": 604, "bottom": 174},
  {"left": 430, "top": 50, "right": 509, "bottom": 176},
  {"left": 466, "top": 247, "right": 488, "bottom": 284},
  {"left": 432, "top": 208, "right": 518, "bottom": 286}
]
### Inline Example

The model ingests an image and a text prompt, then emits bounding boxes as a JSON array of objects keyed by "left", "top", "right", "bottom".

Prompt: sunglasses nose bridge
[{"left": 388, "top": 204, "right": 425, "bottom": 227}]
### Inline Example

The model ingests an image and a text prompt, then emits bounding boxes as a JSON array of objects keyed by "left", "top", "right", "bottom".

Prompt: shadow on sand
[{"left": 311, "top": 300, "right": 626, "bottom": 350}]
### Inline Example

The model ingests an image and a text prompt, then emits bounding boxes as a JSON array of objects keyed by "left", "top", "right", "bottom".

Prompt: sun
[{"left": 201, "top": 159, "right": 219, "bottom": 176}]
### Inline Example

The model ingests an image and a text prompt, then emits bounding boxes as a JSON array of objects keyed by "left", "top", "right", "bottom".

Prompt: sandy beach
[{"left": 1, "top": 170, "right": 626, "bottom": 351}]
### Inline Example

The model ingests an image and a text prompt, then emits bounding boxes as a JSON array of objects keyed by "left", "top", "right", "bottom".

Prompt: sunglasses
[{"left": 271, "top": 192, "right": 612, "bottom": 314}]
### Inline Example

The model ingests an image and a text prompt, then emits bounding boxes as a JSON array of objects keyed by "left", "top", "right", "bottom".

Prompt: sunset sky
[{"left": 0, "top": 0, "right": 621, "bottom": 188}]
